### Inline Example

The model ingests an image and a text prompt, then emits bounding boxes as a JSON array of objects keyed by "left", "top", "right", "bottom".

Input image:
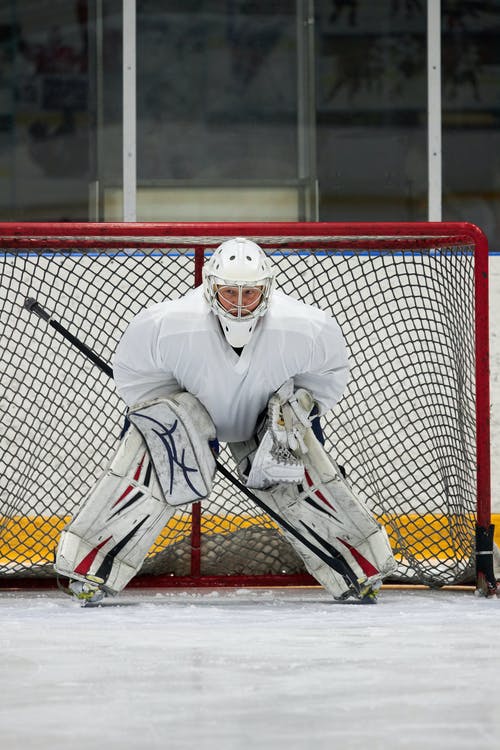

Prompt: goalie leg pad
[
  {"left": 55, "top": 424, "right": 175, "bottom": 595},
  {"left": 231, "top": 429, "right": 396, "bottom": 600},
  {"left": 128, "top": 393, "right": 216, "bottom": 507}
]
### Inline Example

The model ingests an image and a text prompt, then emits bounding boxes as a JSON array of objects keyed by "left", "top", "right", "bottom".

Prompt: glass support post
[
  {"left": 296, "top": 0, "right": 318, "bottom": 221},
  {"left": 427, "top": 0, "right": 442, "bottom": 221},
  {"left": 123, "top": 0, "right": 137, "bottom": 221}
]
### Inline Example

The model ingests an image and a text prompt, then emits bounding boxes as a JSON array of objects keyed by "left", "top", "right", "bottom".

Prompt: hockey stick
[
  {"left": 24, "top": 297, "right": 362, "bottom": 593},
  {"left": 24, "top": 298, "right": 113, "bottom": 379}
]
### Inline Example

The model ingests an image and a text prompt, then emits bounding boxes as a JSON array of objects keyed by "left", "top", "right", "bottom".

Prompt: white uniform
[{"left": 113, "top": 286, "right": 349, "bottom": 443}]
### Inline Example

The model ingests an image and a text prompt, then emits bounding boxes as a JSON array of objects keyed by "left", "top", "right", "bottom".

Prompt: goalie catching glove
[
  {"left": 270, "top": 379, "right": 315, "bottom": 453},
  {"left": 247, "top": 379, "right": 315, "bottom": 489}
]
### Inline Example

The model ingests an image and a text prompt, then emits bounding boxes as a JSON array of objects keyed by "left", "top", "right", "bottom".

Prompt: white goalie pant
[
  {"left": 230, "top": 429, "right": 397, "bottom": 600},
  {"left": 55, "top": 393, "right": 216, "bottom": 595}
]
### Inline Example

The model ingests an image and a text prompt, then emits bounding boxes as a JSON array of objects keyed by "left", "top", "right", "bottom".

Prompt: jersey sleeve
[
  {"left": 293, "top": 315, "right": 350, "bottom": 415},
  {"left": 112, "top": 309, "right": 180, "bottom": 407}
]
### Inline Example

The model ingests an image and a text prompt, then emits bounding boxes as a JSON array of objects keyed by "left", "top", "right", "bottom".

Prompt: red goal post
[{"left": 0, "top": 221, "right": 494, "bottom": 593}]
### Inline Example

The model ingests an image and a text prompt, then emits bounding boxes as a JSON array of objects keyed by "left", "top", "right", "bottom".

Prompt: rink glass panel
[{"left": 0, "top": 223, "right": 489, "bottom": 587}]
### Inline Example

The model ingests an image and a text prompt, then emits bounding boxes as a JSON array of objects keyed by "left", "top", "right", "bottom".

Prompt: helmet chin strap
[{"left": 217, "top": 313, "right": 259, "bottom": 348}]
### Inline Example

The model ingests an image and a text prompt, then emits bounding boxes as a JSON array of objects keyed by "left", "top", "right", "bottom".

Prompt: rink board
[{"left": 2, "top": 510, "right": 497, "bottom": 573}]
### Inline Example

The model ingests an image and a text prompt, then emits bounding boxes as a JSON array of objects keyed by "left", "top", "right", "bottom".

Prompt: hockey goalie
[{"left": 54, "top": 237, "right": 396, "bottom": 605}]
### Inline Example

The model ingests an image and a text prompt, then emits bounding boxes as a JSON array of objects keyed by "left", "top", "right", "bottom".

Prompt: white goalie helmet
[{"left": 203, "top": 237, "right": 275, "bottom": 347}]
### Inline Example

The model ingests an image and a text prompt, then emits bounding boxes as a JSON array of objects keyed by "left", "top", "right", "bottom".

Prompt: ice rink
[
  {"left": 0, "top": 586, "right": 499, "bottom": 750},
  {"left": 1, "top": 250, "right": 498, "bottom": 750}
]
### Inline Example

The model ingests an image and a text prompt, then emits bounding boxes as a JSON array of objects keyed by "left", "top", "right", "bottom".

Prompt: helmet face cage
[
  {"left": 206, "top": 276, "right": 273, "bottom": 323},
  {"left": 202, "top": 238, "right": 275, "bottom": 334}
]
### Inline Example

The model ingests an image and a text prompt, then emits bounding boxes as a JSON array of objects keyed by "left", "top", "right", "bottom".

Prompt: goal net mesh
[{"left": 0, "top": 226, "right": 484, "bottom": 587}]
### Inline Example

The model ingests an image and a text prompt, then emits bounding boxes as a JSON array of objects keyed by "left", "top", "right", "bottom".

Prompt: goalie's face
[{"left": 216, "top": 285, "right": 264, "bottom": 317}]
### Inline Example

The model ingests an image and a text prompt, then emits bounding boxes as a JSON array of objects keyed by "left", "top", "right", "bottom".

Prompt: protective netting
[{"left": 0, "top": 228, "right": 482, "bottom": 586}]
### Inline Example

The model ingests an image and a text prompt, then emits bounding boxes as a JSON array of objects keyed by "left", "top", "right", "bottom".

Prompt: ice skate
[
  {"left": 68, "top": 579, "right": 106, "bottom": 607},
  {"left": 334, "top": 576, "right": 382, "bottom": 604},
  {"left": 357, "top": 581, "right": 381, "bottom": 604}
]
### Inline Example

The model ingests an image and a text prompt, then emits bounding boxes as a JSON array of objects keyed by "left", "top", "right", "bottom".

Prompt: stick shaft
[{"left": 214, "top": 459, "right": 355, "bottom": 586}]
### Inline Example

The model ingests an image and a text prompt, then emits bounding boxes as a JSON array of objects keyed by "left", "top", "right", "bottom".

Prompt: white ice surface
[{"left": 0, "top": 586, "right": 499, "bottom": 750}]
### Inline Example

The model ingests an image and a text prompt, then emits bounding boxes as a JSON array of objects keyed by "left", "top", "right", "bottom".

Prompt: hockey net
[{"left": 0, "top": 221, "right": 492, "bottom": 590}]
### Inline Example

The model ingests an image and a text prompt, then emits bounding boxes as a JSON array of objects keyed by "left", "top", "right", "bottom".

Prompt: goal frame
[{"left": 0, "top": 220, "right": 493, "bottom": 592}]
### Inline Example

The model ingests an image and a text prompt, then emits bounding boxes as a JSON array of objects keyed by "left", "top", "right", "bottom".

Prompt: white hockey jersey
[{"left": 113, "top": 286, "right": 349, "bottom": 443}]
